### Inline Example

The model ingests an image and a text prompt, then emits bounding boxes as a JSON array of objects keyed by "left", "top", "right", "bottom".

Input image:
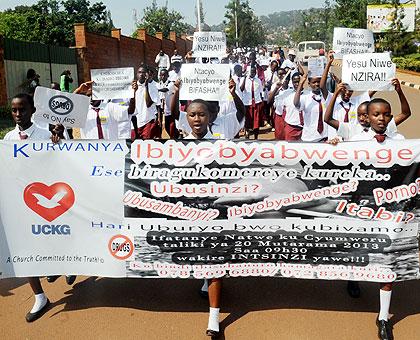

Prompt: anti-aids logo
[{"left": 24, "top": 182, "right": 75, "bottom": 222}]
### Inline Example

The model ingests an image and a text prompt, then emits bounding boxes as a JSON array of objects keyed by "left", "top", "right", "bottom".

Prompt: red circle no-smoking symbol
[{"left": 108, "top": 235, "right": 134, "bottom": 260}]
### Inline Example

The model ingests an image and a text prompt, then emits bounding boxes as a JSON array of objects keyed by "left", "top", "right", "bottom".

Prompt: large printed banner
[
  {"left": 1, "top": 140, "right": 420, "bottom": 283},
  {"left": 124, "top": 140, "right": 420, "bottom": 282},
  {"left": 342, "top": 53, "right": 396, "bottom": 91},
  {"left": 367, "top": 4, "right": 416, "bottom": 33}
]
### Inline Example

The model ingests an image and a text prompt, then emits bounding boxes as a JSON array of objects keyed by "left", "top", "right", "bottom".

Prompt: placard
[
  {"left": 307, "top": 57, "right": 325, "bottom": 78},
  {"left": 192, "top": 32, "right": 227, "bottom": 58},
  {"left": 179, "top": 64, "right": 230, "bottom": 101},
  {"left": 342, "top": 53, "right": 396, "bottom": 91},
  {"left": 91, "top": 67, "right": 134, "bottom": 100},
  {"left": 333, "top": 27, "right": 375, "bottom": 59},
  {"left": 33, "top": 87, "right": 90, "bottom": 128}
]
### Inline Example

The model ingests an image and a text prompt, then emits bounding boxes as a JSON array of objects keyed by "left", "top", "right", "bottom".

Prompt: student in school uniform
[
  {"left": 131, "top": 65, "right": 160, "bottom": 140},
  {"left": 171, "top": 79, "right": 245, "bottom": 140},
  {"left": 4, "top": 93, "right": 62, "bottom": 322},
  {"left": 240, "top": 66, "right": 264, "bottom": 139},
  {"left": 321, "top": 51, "right": 376, "bottom": 139},
  {"left": 269, "top": 72, "right": 305, "bottom": 141},
  {"left": 350, "top": 97, "right": 410, "bottom": 340},
  {"left": 74, "top": 81, "right": 137, "bottom": 140},
  {"left": 263, "top": 60, "right": 279, "bottom": 127},
  {"left": 280, "top": 49, "right": 297, "bottom": 72},
  {"left": 168, "top": 61, "right": 182, "bottom": 82},
  {"left": 325, "top": 79, "right": 411, "bottom": 141},
  {"left": 294, "top": 57, "right": 331, "bottom": 143},
  {"left": 157, "top": 69, "right": 178, "bottom": 138}
]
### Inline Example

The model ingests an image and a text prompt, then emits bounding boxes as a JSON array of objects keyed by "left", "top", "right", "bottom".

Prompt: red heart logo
[{"left": 23, "top": 182, "right": 75, "bottom": 222}]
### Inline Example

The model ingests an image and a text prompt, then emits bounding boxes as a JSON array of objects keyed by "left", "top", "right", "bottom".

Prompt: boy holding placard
[{"left": 4, "top": 93, "right": 63, "bottom": 322}]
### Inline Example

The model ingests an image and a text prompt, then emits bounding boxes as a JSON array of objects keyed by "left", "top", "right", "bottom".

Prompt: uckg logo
[{"left": 32, "top": 224, "right": 71, "bottom": 236}]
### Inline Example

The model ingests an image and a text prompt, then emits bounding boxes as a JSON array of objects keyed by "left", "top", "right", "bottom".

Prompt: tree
[
  {"left": 133, "top": 0, "right": 190, "bottom": 38},
  {"left": 224, "top": 0, "right": 266, "bottom": 47},
  {"left": 0, "top": 0, "right": 113, "bottom": 46}
]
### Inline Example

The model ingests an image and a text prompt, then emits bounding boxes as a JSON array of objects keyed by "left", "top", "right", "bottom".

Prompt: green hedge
[{"left": 392, "top": 57, "right": 420, "bottom": 72}]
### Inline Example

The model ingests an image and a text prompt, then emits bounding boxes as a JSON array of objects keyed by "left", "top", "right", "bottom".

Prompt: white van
[{"left": 296, "top": 41, "right": 325, "bottom": 63}]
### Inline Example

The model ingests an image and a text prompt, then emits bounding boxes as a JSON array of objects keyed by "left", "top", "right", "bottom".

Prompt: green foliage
[
  {"left": 392, "top": 56, "right": 420, "bottom": 72},
  {"left": 0, "top": 0, "right": 114, "bottom": 47},
  {"left": 133, "top": 0, "right": 191, "bottom": 38},
  {"left": 0, "top": 105, "right": 13, "bottom": 140},
  {"left": 224, "top": 0, "right": 266, "bottom": 47}
]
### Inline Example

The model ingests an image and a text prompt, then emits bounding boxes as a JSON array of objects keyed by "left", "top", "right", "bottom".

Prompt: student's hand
[
  {"left": 132, "top": 80, "right": 138, "bottom": 92},
  {"left": 391, "top": 78, "right": 402, "bottom": 93},
  {"left": 50, "top": 135, "right": 61, "bottom": 144},
  {"left": 229, "top": 79, "right": 236, "bottom": 95},
  {"left": 328, "top": 50, "right": 334, "bottom": 62},
  {"left": 335, "top": 82, "right": 347, "bottom": 95},
  {"left": 326, "top": 137, "right": 341, "bottom": 145},
  {"left": 174, "top": 79, "right": 182, "bottom": 91}
]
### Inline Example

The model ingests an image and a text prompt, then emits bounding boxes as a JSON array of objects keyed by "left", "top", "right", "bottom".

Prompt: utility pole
[
  {"left": 197, "top": 0, "right": 202, "bottom": 31},
  {"left": 235, "top": 0, "right": 239, "bottom": 47}
]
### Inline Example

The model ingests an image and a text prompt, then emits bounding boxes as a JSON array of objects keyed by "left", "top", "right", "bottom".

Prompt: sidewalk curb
[{"left": 400, "top": 80, "right": 420, "bottom": 90}]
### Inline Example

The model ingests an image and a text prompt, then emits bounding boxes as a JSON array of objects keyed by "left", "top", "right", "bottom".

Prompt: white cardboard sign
[
  {"left": 180, "top": 64, "right": 230, "bottom": 101},
  {"left": 192, "top": 32, "right": 227, "bottom": 58},
  {"left": 33, "top": 87, "right": 89, "bottom": 128},
  {"left": 342, "top": 53, "right": 395, "bottom": 91},
  {"left": 91, "top": 67, "right": 134, "bottom": 100},
  {"left": 307, "top": 57, "right": 325, "bottom": 78},
  {"left": 333, "top": 27, "right": 375, "bottom": 59}
]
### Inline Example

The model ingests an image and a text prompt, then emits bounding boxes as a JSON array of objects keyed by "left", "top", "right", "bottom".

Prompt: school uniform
[
  {"left": 159, "top": 81, "right": 178, "bottom": 138},
  {"left": 4, "top": 123, "right": 51, "bottom": 140},
  {"left": 178, "top": 110, "right": 243, "bottom": 140},
  {"left": 263, "top": 69, "right": 279, "bottom": 123},
  {"left": 132, "top": 81, "right": 159, "bottom": 139},
  {"left": 184, "top": 130, "right": 215, "bottom": 139},
  {"left": 337, "top": 118, "right": 397, "bottom": 141},
  {"left": 273, "top": 89, "right": 304, "bottom": 141},
  {"left": 168, "top": 70, "right": 181, "bottom": 82},
  {"left": 300, "top": 91, "right": 332, "bottom": 142},
  {"left": 80, "top": 102, "right": 129, "bottom": 140},
  {"left": 350, "top": 128, "right": 404, "bottom": 142},
  {"left": 242, "top": 76, "right": 264, "bottom": 130},
  {"left": 328, "top": 92, "right": 371, "bottom": 139}
]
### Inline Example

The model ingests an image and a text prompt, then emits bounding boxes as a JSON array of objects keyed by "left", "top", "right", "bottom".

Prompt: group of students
[{"left": 3, "top": 44, "right": 414, "bottom": 340}]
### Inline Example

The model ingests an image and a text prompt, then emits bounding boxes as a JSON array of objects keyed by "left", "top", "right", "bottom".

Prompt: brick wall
[
  {"left": 74, "top": 24, "right": 192, "bottom": 84},
  {"left": 0, "top": 37, "right": 7, "bottom": 106}
]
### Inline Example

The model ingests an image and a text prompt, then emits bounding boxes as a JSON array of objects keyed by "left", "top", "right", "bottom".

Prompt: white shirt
[
  {"left": 80, "top": 102, "right": 128, "bottom": 139},
  {"left": 155, "top": 53, "right": 170, "bottom": 69},
  {"left": 185, "top": 130, "right": 215, "bottom": 139},
  {"left": 4, "top": 123, "right": 51, "bottom": 140},
  {"left": 264, "top": 69, "right": 280, "bottom": 101},
  {"left": 168, "top": 70, "right": 181, "bottom": 82},
  {"left": 274, "top": 89, "right": 304, "bottom": 128},
  {"left": 300, "top": 91, "right": 332, "bottom": 142},
  {"left": 338, "top": 118, "right": 397, "bottom": 141},
  {"left": 350, "top": 128, "right": 404, "bottom": 142},
  {"left": 178, "top": 110, "right": 242, "bottom": 140},
  {"left": 280, "top": 59, "right": 297, "bottom": 70},
  {"left": 171, "top": 54, "right": 183, "bottom": 64},
  {"left": 241, "top": 77, "right": 263, "bottom": 106},
  {"left": 328, "top": 92, "right": 371, "bottom": 138},
  {"left": 133, "top": 81, "right": 159, "bottom": 128}
]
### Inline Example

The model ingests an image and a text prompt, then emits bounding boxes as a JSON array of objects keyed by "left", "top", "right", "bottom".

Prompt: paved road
[{"left": 1, "top": 275, "right": 420, "bottom": 339}]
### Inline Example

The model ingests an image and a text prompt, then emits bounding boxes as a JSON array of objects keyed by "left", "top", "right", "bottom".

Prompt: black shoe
[
  {"left": 376, "top": 319, "right": 393, "bottom": 340},
  {"left": 206, "top": 329, "right": 220, "bottom": 338},
  {"left": 46, "top": 276, "right": 59, "bottom": 283},
  {"left": 347, "top": 281, "right": 361, "bottom": 298},
  {"left": 66, "top": 275, "right": 76, "bottom": 285},
  {"left": 199, "top": 289, "right": 209, "bottom": 299},
  {"left": 25, "top": 299, "right": 50, "bottom": 323}
]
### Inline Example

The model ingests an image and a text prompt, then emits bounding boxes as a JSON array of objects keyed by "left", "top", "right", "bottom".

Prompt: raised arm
[
  {"left": 240, "top": 75, "right": 246, "bottom": 92},
  {"left": 127, "top": 80, "right": 138, "bottom": 115},
  {"left": 229, "top": 79, "right": 245, "bottom": 122},
  {"left": 324, "top": 83, "right": 346, "bottom": 130},
  {"left": 170, "top": 79, "right": 181, "bottom": 120},
  {"left": 294, "top": 70, "right": 307, "bottom": 108},
  {"left": 392, "top": 78, "right": 412, "bottom": 125},
  {"left": 144, "top": 74, "right": 154, "bottom": 108},
  {"left": 320, "top": 50, "right": 334, "bottom": 99},
  {"left": 73, "top": 80, "right": 94, "bottom": 94}
]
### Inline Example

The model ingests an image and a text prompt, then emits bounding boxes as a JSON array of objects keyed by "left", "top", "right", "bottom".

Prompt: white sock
[
  {"left": 207, "top": 307, "right": 220, "bottom": 332},
  {"left": 201, "top": 279, "right": 209, "bottom": 292},
  {"left": 379, "top": 289, "right": 392, "bottom": 321},
  {"left": 30, "top": 293, "right": 48, "bottom": 313}
]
